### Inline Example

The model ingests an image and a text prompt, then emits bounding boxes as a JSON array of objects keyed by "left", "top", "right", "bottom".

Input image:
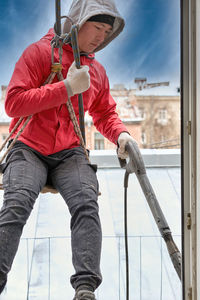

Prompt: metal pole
[
  {"left": 70, "top": 25, "right": 86, "bottom": 143},
  {"left": 48, "top": 237, "right": 51, "bottom": 300},
  {"left": 119, "top": 140, "right": 182, "bottom": 280},
  {"left": 55, "top": 0, "right": 61, "bottom": 36}
]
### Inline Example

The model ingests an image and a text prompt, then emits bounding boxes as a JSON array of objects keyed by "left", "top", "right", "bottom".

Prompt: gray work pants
[{"left": 0, "top": 142, "right": 102, "bottom": 293}]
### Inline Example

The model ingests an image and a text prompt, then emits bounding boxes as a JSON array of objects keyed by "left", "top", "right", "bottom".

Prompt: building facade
[
  {"left": 85, "top": 85, "right": 143, "bottom": 150},
  {"left": 0, "top": 86, "right": 10, "bottom": 149},
  {"left": 85, "top": 84, "right": 180, "bottom": 150},
  {"left": 0, "top": 85, "right": 180, "bottom": 151},
  {"left": 136, "top": 94, "right": 180, "bottom": 148}
]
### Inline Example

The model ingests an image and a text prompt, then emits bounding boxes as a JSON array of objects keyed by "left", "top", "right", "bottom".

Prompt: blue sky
[{"left": 0, "top": 0, "right": 180, "bottom": 95}]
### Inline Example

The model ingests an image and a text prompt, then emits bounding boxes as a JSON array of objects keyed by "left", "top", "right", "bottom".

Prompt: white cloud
[{"left": 1, "top": 0, "right": 180, "bottom": 98}]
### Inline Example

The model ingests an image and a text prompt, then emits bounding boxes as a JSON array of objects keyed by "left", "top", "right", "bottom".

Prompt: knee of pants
[
  {"left": 70, "top": 196, "right": 100, "bottom": 230},
  {"left": 0, "top": 191, "right": 36, "bottom": 227}
]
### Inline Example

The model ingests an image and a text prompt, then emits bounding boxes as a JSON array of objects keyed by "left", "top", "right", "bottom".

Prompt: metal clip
[
  {"left": 187, "top": 213, "right": 191, "bottom": 230},
  {"left": 187, "top": 121, "right": 191, "bottom": 135}
]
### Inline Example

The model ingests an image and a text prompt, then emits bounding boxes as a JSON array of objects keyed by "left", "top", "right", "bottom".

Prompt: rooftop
[{"left": 0, "top": 150, "right": 181, "bottom": 299}]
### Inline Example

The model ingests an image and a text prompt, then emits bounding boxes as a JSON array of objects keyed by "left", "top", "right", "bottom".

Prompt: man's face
[{"left": 78, "top": 21, "right": 112, "bottom": 53}]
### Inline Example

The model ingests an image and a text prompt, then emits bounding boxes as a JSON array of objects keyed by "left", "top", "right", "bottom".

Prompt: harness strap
[{"left": 0, "top": 34, "right": 90, "bottom": 164}]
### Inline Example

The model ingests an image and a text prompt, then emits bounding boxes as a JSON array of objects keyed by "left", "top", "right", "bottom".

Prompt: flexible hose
[{"left": 124, "top": 171, "right": 129, "bottom": 300}]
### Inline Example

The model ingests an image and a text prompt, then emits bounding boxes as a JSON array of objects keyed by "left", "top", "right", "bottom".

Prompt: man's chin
[
  {"left": 80, "top": 47, "right": 96, "bottom": 54},
  {"left": 87, "top": 44, "right": 99, "bottom": 53}
]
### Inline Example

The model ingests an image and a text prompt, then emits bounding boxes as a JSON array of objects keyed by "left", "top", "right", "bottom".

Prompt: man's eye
[{"left": 95, "top": 26, "right": 101, "bottom": 30}]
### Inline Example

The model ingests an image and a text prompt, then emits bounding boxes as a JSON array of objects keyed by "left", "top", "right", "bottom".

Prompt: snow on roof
[{"left": 0, "top": 150, "right": 181, "bottom": 299}]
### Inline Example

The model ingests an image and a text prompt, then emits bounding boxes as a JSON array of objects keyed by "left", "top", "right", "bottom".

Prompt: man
[{"left": 0, "top": 0, "right": 135, "bottom": 299}]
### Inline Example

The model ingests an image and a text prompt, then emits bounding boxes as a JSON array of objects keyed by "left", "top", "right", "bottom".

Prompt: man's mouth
[{"left": 90, "top": 43, "right": 99, "bottom": 48}]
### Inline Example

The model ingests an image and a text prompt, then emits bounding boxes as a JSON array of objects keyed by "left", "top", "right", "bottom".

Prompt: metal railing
[{"left": 1, "top": 235, "right": 182, "bottom": 300}]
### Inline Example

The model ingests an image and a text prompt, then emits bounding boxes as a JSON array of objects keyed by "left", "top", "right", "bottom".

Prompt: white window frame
[
  {"left": 141, "top": 131, "right": 146, "bottom": 145},
  {"left": 158, "top": 108, "right": 167, "bottom": 121},
  {"left": 196, "top": 1, "right": 200, "bottom": 296},
  {"left": 94, "top": 132, "right": 105, "bottom": 150},
  {"left": 139, "top": 107, "right": 146, "bottom": 119},
  {"left": 182, "top": 0, "right": 200, "bottom": 299}
]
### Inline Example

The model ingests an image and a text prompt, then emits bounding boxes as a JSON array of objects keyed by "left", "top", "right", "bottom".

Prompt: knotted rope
[{"left": 0, "top": 28, "right": 90, "bottom": 164}]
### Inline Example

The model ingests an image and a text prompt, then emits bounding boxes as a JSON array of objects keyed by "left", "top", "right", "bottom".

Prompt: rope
[
  {"left": 57, "top": 71, "right": 90, "bottom": 162},
  {"left": 0, "top": 117, "right": 23, "bottom": 153},
  {"left": 43, "top": 72, "right": 57, "bottom": 86},
  {"left": 0, "top": 116, "right": 32, "bottom": 164}
]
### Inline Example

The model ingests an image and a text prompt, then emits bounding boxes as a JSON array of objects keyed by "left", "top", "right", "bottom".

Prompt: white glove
[
  {"left": 117, "top": 132, "right": 137, "bottom": 159},
  {"left": 64, "top": 61, "right": 90, "bottom": 97}
]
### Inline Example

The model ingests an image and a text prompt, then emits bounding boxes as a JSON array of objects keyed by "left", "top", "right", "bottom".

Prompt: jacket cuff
[
  {"left": 115, "top": 130, "right": 130, "bottom": 145},
  {"left": 63, "top": 79, "right": 73, "bottom": 97}
]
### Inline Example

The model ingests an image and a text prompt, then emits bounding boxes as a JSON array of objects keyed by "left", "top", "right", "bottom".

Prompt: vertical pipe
[
  {"left": 140, "top": 236, "right": 142, "bottom": 300},
  {"left": 48, "top": 238, "right": 51, "bottom": 300},
  {"left": 118, "top": 236, "right": 121, "bottom": 300},
  {"left": 70, "top": 25, "right": 86, "bottom": 143},
  {"left": 55, "top": 0, "right": 61, "bottom": 36},
  {"left": 26, "top": 239, "right": 29, "bottom": 297},
  {"left": 124, "top": 186, "right": 129, "bottom": 300},
  {"left": 78, "top": 94, "right": 86, "bottom": 144},
  {"left": 160, "top": 237, "right": 163, "bottom": 300}
]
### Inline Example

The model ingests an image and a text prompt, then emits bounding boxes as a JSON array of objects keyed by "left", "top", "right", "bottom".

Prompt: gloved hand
[
  {"left": 64, "top": 61, "right": 90, "bottom": 97},
  {"left": 117, "top": 132, "right": 137, "bottom": 159}
]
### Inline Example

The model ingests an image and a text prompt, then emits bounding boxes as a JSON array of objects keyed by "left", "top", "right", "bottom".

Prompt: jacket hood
[{"left": 62, "top": 0, "right": 125, "bottom": 53}]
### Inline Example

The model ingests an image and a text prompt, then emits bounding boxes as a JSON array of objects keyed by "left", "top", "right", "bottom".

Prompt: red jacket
[{"left": 5, "top": 29, "right": 128, "bottom": 155}]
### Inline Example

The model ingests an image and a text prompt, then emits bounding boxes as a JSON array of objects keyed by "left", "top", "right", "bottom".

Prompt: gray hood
[{"left": 63, "top": 0, "right": 125, "bottom": 53}]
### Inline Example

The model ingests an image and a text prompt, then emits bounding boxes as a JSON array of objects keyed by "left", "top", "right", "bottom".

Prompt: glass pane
[{"left": 0, "top": 0, "right": 181, "bottom": 299}]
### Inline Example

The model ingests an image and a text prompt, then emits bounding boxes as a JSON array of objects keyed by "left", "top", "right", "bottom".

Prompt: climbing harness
[
  {"left": 0, "top": 1, "right": 90, "bottom": 193},
  {"left": 119, "top": 140, "right": 182, "bottom": 300}
]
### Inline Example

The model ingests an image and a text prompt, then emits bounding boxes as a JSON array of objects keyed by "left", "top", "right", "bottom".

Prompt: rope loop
[{"left": 51, "top": 63, "right": 62, "bottom": 73}]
